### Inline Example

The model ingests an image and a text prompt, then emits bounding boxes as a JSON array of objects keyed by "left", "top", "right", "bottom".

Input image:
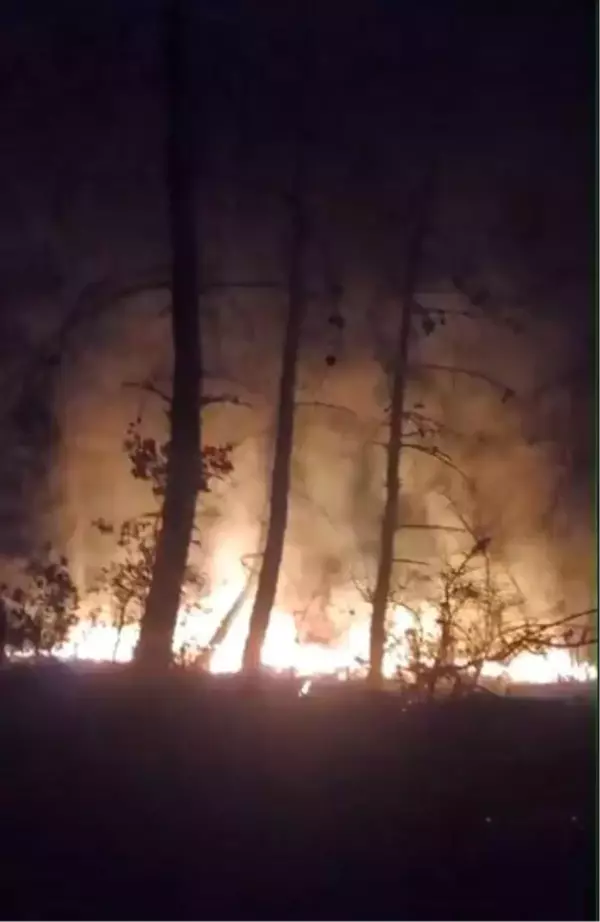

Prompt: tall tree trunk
[
  {"left": 368, "top": 179, "right": 432, "bottom": 688},
  {"left": 242, "top": 157, "right": 307, "bottom": 673},
  {"left": 135, "top": 0, "right": 201, "bottom": 670},
  {"left": 0, "top": 602, "right": 6, "bottom": 668}
]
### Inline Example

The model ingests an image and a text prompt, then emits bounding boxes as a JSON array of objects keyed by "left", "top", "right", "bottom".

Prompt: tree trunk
[
  {"left": 242, "top": 158, "right": 307, "bottom": 674},
  {"left": 113, "top": 600, "right": 130, "bottom": 662},
  {"left": 200, "top": 519, "right": 269, "bottom": 670},
  {"left": 200, "top": 577, "right": 253, "bottom": 668},
  {"left": 368, "top": 179, "right": 432, "bottom": 688},
  {"left": 0, "top": 603, "right": 6, "bottom": 667},
  {"left": 135, "top": 0, "right": 201, "bottom": 671}
]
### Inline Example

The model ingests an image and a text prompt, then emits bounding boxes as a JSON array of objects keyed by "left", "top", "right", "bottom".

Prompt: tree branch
[
  {"left": 401, "top": 442, "right": 472, "bottom": 483},
  {"left": 399, "top": 523, "right": 468, "bottom": 534},
  {"left": 295, "top": 400, "right": 359, "bottom": 418},
  {"left": 10, "top": 270, "right": 171, "bottom": 421},
  {"left": 201, "top": 394, "right": 252, "bottom": 409},
  {"left": 415, "top": 363, "right": 515, "bottom": 401},
  {"left": 392, "top": 557, "right": 430, "bottom": 567},
  {"left": 414, "top": 303, "right": 482, "bottom": 322},
  {"left": 122, "top": 382, "right": 251, "bottom": 411},
  {"left": 123, "top": 381, "right": 171, "bottom": 403}
]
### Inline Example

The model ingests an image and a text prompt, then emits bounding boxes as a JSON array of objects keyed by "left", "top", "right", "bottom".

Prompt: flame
[
  {"left": 480, "top": 650, "right": 596, "bottom": 684},
  {"left": 39, "top": 536, "right": 595, "bottom": 685},
  {"left": 51, "top": 591, "right": 596, "bottom": 686}
]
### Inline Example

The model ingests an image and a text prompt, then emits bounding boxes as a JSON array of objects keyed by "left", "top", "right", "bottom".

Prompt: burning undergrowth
[{"left": 6, "top": 232, "right": 591, "bottom": 689}]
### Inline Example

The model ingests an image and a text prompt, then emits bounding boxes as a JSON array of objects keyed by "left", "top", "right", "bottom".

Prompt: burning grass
[
  {"left": 3, "top": 534, "right": 595, "bottom": 691},
  {"left": 53, "top": 595, "right": 596, "bottom": 688}
]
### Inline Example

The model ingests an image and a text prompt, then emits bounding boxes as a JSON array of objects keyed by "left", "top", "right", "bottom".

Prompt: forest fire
[
  {"left": 2, "top": 531, "right": 594, "bottom": 688},
  {"left": 52, "top": 559, "right": 596, "bottom": 687},
  {"left": 58, "top": 605, "right": 596, "bottom": 686}
]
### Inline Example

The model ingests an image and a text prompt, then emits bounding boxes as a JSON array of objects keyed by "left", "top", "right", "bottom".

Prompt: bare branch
[
  {"left": 10, "top": 269, "right": 171, "bottom": 421},
  {"left": 295, "top": 400, "right": 359, "bottom": 418},
  {"left": 399, "top": 523, "right": 468, "bottom": 534},
  {"left": 440, "top": 499, "right": 482, "bottom": 541},
  {"left": 122, "top": 383, "right": 251, "bottom": 412},
  {"left": 406, "top": 411, "right": 465, "bottom": 441},
  {"left": 543, "top": 637, "right": 597, "bottom": 651},
  {"left": 401, "top": 442, "right": 472, "bottom": 483},
  {"left": 403, "top": 409, "right": 440, "bottom": 427},
  {"left": 123, "top": 381, "right": 171, "bottom": 403},
  {"left": 414, "top": 302, "right": 477, "bottom": 318},
  {"left": 534, "top": 608, "right": 597, "bottom": 632},
  {"left": 501, "top": 608, "right": 597, "bottom": 637},
  {"left": 201, "top": 394, "right": 252, "bottom": 409},
  {"left": 392, "top": 557, "right": 430, "bottom": 567},
  {"left": 381, "top": 409, "right": 464, "bottom": 442},
  {"left": 415, "top": 363, "right": 515, "bottom": 400}
]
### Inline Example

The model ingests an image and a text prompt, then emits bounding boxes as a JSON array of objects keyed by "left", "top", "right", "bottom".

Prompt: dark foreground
[{"left": 0, "top": 665, "right": 595, "bottom": 920}]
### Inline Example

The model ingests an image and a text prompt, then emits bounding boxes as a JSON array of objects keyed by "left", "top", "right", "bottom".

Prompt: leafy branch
[
  {"left": 0, "top": 549, "right": 79, "bottom": 657},
  {"left": 90, "top": 516, "right": 205, "bottom": 660},
  {"left": 124, "top": 418, "right": 233, "bottom": 498},
  {"left": 385, "top": 540, "right": 596, "bottom": 698}
]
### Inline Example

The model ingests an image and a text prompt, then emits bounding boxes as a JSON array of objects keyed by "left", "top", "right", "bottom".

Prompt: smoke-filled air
[
  {"left": 0, "top": 5, "right": 595, "bottom": 919},
  {"left": 0, "top": 1, "right": 594, "bottom": 685}
]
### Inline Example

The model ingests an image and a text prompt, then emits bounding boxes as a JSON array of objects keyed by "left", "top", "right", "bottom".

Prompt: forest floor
[{"left": 0, "top": 663, "right": 595, "bottom": 920}]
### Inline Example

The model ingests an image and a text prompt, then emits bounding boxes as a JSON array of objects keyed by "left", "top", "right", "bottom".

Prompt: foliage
[
  {"left": 124, "top": 418, "right": 233, "bottom": 498},
  {"left": 90, "top": 515, "right": 205, "bottom": 658},
  {"left": 385, "top": 540, "right": 596, "bottom": 698},
  {"left": 0, "top": 412, "right": 231, "bottom": 665},
  {"left": 0, "top": 548, "right": 79, "bottom": 657},
  {"left": 88, "top": 418, "right": 232, "bottom": 658}
]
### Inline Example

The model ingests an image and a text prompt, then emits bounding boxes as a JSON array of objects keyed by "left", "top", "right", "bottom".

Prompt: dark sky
[
  {"left": 0, "top": 1, "right": 592, "bottom": 302},
  {"left": 0, "top": 0, "right": 594, "bottom": 565}
]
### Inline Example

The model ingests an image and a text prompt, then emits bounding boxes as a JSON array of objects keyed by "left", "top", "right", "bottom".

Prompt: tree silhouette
[
  {"left": 135, "top": 0, "right": 203, "bottom": 670},
  {"left": 0, "top": 549, "right": 78, "bottom": 659}
]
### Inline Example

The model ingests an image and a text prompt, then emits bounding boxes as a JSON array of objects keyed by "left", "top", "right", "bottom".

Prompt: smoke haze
[{"left": 0, "top": 0, "right": 593, "bottom": 635}]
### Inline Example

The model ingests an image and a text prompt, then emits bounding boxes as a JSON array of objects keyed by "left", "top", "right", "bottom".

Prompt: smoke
[
  {"left": 8, "top": 147, "right": 588, "bottom": 637},
  {"left": 0, "top": 1, "right": 590, "bottom": 638},
  {"left": 51, "top": 256, "right": 592, "bottom": 638}
]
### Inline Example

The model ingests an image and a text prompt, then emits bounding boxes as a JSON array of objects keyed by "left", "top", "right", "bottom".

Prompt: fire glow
[
  {"left": 57, "top": 606, "right": 596, "bottom": 684},
  {"left": 53, "top": 549, "right": 597, "bottom": 686}
]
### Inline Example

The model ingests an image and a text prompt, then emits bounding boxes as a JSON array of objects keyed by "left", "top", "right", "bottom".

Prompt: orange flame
[
  {"left": 55, "top": 597, "right": 596, "bottom": 686},
  {"left": 43, "top": 536, "right": 595, "bottom": 685}
]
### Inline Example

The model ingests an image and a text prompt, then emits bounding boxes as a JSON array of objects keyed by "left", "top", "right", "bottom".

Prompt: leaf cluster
[
  {"left": 0, "top": 549, "right": 79, "bottom": 655},
  {"left": 387, "top": 540, "right": 596, "bottom": 698},
  {"left": 124, "top": 419, "right": 233, "bottom": 497}
]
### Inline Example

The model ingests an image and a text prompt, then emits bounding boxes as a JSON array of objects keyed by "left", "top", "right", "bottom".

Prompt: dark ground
[{"left": 0, "top": 665, "right": 595, "bottom": 920}]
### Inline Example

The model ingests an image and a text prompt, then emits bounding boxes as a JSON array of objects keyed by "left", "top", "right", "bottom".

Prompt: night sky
[{"left": 0, "top": 1, "right": 594, "bottom": 618}]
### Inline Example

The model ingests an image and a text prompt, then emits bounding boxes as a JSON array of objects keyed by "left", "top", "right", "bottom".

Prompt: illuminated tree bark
[
  {"left": 135, "top": 0, "right": 201, "bottom": 670},
  {"left": 242, "top": 153, "right": 307, "bottom": 673},
  {"left": 368, "top": 178, "right": 432, "bottom": 688},
  {"left": 0, "top": 602, "right": 6, "bottom": 667}
]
